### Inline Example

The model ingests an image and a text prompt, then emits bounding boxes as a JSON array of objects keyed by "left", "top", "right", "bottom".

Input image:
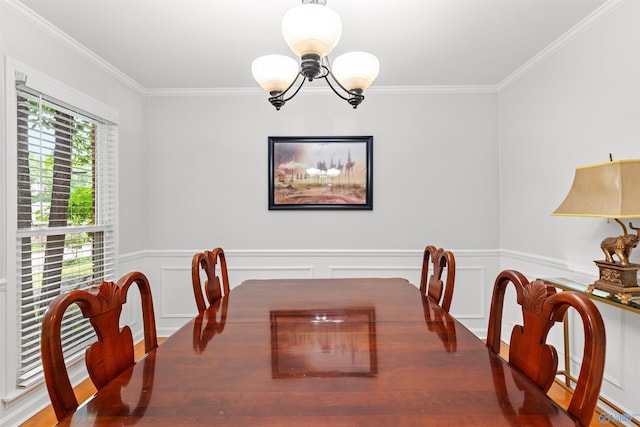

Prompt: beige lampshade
[
  {"left": 332, "top": 52, "right": 380, "bottom": 91},
  {"left": 552, "top": 159, "right": 640, "bottom": 218},
  {"left": 251, "top": 55, "right": 299, "bottom": 93},
  {"left": 281, "top": 3, "right": 342, "bottom": 57}
]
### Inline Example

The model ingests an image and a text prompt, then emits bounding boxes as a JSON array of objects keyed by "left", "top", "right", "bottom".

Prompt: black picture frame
[{"left": 268, "top": 136, "right": 373, "bottom": 210}]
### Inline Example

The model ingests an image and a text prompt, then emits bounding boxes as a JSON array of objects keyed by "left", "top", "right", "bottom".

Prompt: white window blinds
[{"left": 15, "top": 87, "right": 117, "bottom": 388}]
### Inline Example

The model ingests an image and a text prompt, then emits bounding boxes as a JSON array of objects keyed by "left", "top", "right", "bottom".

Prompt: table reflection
[
  {"left": 84, "top": 354, "right": 156, "bottom": 424},
  {"left": 489, "top": 349, "right": 559, "bottom": 426},
  {"left": 421, "top": 296, "right": 458, "bottom": 352},
  {"left": 192, "top": 295, "right": 229, "bottom": 353},
  {"left": 270, "top": 308, "right": 377, "bottom": 378}
]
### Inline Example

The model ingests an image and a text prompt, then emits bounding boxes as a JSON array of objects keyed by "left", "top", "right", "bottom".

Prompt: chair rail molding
[
  {"left": 127, "top": 248, "right": 500, "bottom": 339},
  {"left": 500, "top": 249, "right": 597, "bottom": 283}
]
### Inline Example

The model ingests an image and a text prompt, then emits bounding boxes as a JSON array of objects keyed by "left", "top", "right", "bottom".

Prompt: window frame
[{"left": 4, "top": 58, "right": 119, "bottom": 393}]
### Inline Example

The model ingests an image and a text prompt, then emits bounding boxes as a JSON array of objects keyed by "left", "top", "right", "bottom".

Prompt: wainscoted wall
[
  {"left": 2, "top": 250, "right": 637, "bottom": 425},
  {"left": 119, "top": 249, "right": 501, "bottom": 337},
  {"left": 116, "top": 248, "right": 640, "bottom": 417}
]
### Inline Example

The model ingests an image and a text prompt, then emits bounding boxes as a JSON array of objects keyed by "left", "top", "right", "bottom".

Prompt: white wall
[
  {"left": 140, "top": 87, "right": 502, "bottom": 334},
  {"left": 499, "top": 0, "right": 640, "bottom": 418},
  {"left": 140, "top": 83, "right": 501, "bottom": 343},
  {"left": 0, "top": 2, "right": 147, "bottom": 425},
  {"left": 500, "top": 0, "right": 640, "bottom": 266},
  {"left": 143, "top": 90, "right": 499, "bottom": 251}
]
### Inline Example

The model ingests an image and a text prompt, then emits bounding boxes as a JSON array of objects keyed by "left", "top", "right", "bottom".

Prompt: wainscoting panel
[
  {"left": 448, "top": 266, "right": 486, "bottom": 320},
  {"left": 135, "top": 249, "right": 501, "bottom": 337},
  {"left": 160, "top": 266, "right": 197, "bottom": 318},
  {"left": 329, "top": 265, "right": 421, "bottom": 281}
]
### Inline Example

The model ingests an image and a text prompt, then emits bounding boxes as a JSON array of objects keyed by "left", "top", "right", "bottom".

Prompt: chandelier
[{"left": 251, "top": 0, "right": 380, "bottom": 110}]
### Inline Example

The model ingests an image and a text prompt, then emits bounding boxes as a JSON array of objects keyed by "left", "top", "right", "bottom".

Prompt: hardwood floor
[{"left": 21, "top": 340, "right": 606, "bottom": 426}]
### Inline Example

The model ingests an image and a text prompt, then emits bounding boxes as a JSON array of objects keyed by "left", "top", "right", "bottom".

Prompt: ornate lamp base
[{"left": 588, "top": 260, "right": 640, "bottom": 304}]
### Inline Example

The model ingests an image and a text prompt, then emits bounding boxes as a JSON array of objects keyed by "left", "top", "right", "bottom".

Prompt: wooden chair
[
  {"left": 419, "top": 245, "right": 456, "bottom": 312},
  {"left": 41, "top": 271, "right": 158, "bottom": 421},
  {"left": 486, "top": 269, "right": 606, "bottom": 426},
  {"left": 191, "top": 247, "right": 230, "bottom": 312}
]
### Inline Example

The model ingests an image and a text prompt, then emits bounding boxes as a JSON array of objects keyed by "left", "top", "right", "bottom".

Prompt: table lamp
[{"left": 552, "top": 158, "right": 640, "bottom": 303}]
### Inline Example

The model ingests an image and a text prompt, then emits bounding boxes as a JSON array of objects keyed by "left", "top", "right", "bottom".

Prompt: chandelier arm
[
  {"left": 267, "top": 73, "right": 306, "bottom": 110},
  {"left": 322, "top": 65, "right": 365, "bottom": 108},
  {"left": 325, "top": 65, "right": 355, "bottom": 95},
  {"left": 319, "top": 65, "right": 349, "bottom": 100},
  {"left": 322, "top": 74, "right": 351, "bottom": 101},
  {"left": 281, "top": 72, "right": 307, "bottom": 102}
]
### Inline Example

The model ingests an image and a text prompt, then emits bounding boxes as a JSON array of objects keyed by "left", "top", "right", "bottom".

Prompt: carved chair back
[
  {"left": 419, "top": 245, "right": 456, "bottom": 312},
  {"left": 41, "top": 271, "right": 158, "bottom": 421},
  {"left": 191, "top": 247, "right": 230, "bottom": 312},
  {"left": 486, "top": 270, "right": 606, "bottom": 426}
]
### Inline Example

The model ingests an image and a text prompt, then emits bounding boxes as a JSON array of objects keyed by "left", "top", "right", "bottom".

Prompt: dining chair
[
  {"left": 486, "top": 269, "right": 606, "bottom": 426},
  {"left": 40, "top": 271, "right": 158, "bottom": 421},
  {"left": 419, "top": 245, "right": 456, "bottom": 312},
  {"left": 191, "top": 247, "right": 230, "bottom": 312}
]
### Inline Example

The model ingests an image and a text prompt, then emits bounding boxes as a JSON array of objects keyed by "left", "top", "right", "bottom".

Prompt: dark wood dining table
[{"left": 58, "top": 278, "right": 580, "bottom": 426}]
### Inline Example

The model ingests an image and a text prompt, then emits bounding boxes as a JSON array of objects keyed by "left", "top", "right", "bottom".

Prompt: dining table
[{"left": 58, "top": 277, "right": 581, "bottom": 426}]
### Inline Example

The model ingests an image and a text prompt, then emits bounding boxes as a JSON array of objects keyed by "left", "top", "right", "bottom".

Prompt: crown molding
[
  {"left": 127, "top": 248, "right": 501, "bottom": 259},
  {"left": 143, "top": 87, "right": 262, "bottom": 97},
  {"left": 498, "top": 0, "right": 628, "bottom": 91},
  {"left": 5, "top": 0, "right": 625, "bottom": 97},
  {"left": 144, "top": 84, "right": 498, "bottom": 97},
  {"left": 5, "top": 0, "right": 497, "bottom": 99},
  {"left": 3, "top": 0, "right": 145, "bottom": 94},
  {"left": 368, "top": 85, "right": 499, "bottom": 94}
]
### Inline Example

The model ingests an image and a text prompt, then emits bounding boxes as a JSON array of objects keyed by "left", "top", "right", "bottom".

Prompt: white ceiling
[{"left": 18, "top": 0, "right": 609, "bottom": 90}]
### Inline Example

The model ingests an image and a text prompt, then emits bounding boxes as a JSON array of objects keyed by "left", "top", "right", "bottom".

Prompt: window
[{"left": 14, "top": 84, "right": 117, "bottom": 388}]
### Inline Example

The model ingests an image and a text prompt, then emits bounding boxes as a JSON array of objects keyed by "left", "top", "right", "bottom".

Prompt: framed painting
[
  {"left": 270, "top": 308, "right": 378, "bottom": 378},
  {"left": 268, "top": 136, "right": 373, "bottom": 210}
]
